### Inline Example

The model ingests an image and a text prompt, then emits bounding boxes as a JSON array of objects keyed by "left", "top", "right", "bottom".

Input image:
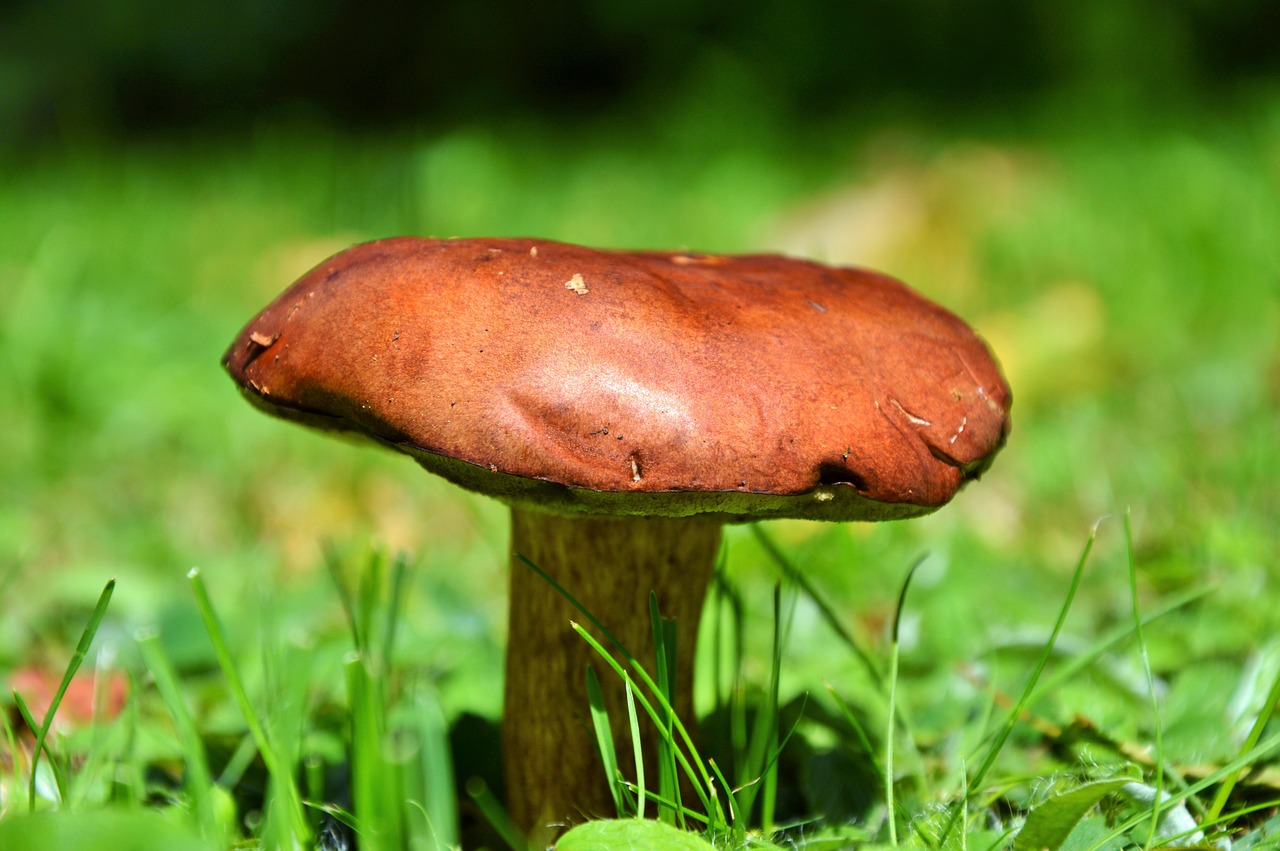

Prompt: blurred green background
[
  {"left": 2, "top": 0, "right": 1278, "bottom": 140},
  {"left": 1, "top": 0, "right": 1278, "bottom": 803}
]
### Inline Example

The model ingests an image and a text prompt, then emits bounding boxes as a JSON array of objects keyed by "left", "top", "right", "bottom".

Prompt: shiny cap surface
[{"left": 224, "top": 237, "right": 1011, "bottom": 519}]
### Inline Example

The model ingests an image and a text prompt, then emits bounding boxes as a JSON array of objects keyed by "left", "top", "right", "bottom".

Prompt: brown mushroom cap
[{"left": 223, "top": 237, "right": 1010, "bottom": 521}]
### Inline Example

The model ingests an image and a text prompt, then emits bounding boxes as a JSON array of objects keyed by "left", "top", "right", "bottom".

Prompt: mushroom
[{"left": 223, "top": 236, "right": 1011, "bottom": 835}]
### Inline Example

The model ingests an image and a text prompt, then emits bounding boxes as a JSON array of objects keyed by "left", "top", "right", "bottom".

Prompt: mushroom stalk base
[{"left": 504, "top": 508, "right": 722, "bottom": 837}]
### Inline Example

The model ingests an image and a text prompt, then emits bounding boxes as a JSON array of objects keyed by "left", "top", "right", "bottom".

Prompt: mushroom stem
[{"left": 503, "top": 507, "right": 722, "bottom": 836}]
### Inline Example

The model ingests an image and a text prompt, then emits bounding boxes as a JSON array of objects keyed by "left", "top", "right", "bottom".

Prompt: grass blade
[
  {"left": 824, "top": 684, "right": 883, "bottom": 781},
  {"left": 750, "top": 526, "right": 881, "bottom": 685},
  {"left": 346, "top": 650, "right": 406, "bottom": 851},
  {"left": 942, "top": 522, "right": 1100, "bottom": 844},
  {"left": 69, "top": 652, "right": 119, "bottom": 807},
  {"left": 734, "top": 583, "right": 788, "bottom": 833},
  {"left": 188, "top": 568, "right": 310, "bottom": 844},
  {"left": 706, "top": 757, "right": 737, "bottom": 824},
  {"left": 324, "top": 543, "right": 363, "bottom": 653},
  {"left": 711, "top": 551, "right": 737, "bottom": 725},
  {"left": 26, "top": 577, "right": 114, "bottom": 810},
  {"left": 1084, "top": 729, "right": 1280, "bottom": 851},
  {"left": 753, "top": 529, "right": 928, "bottom": 793},
  {"left": 626, "top": 678, "right": 645, "bottom": 819},
  {"left": 585, "top": 665, "right": 625, "bottom": 818},
  {"left": 517, "top": 554, "right": 717, "bottom": 806},
  {"left": 649, "top": 593, "right": 682, "bottom": 825},
  {"left": 466, "top": 777, "right": 528, "bottom": 851},
  {"left": 1022, "top": 584, "right": 1212, "bottom": 707},
  {"left": 14, "top": 692, "right": 67, "bottom": 807},
  {"left": 2, "top": 705, "right": 21, "bottom": 807},
  {"left": 568, "top": 621, "right": 714, "bottom": 818},
  {"left": 1123, "top": 510, "right": 1167, "bottom": 849},
  {"left": 1206, "top": 646, "right": 1280, "bottom": 822},
  {"left": 408, "top": 682, "right": 459, "bottom": 850},
  {"left": 886, "top": 559, "right": 923, "bottom": 846},
  {"left": 761, "top": 584, "right": 788, "bottom": 834},
  {"left": 135, "top": 626, "right": 222, "bottom": 843},
  {"left": 381, "top": 552, "right": 410, "bottom": 674}
]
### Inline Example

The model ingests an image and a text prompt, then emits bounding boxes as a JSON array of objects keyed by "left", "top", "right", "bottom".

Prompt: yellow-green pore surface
[{"left": 223, "top": 237, "right": 1011, "bottom": 521}]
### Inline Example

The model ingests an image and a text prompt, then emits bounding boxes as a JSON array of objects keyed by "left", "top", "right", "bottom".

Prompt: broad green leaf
[
  {"left": 1013, "top": 779, "right": 1133, "bottom": 851},
  {"left": 557, "top": 818, "right": 715, "bottom": 850},
  {"left": 1058, "top": 816, "right": 1127, "bottom": 851}
]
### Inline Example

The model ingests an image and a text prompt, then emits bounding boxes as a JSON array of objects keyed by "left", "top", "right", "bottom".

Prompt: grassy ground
[{"left": 1, "top": 91, "right": 1278, "bottom": 848}]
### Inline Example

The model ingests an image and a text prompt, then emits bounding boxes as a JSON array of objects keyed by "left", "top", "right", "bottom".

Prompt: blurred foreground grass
[{"left": 0, "top": 96, "right": 1278, "bottom": 844}]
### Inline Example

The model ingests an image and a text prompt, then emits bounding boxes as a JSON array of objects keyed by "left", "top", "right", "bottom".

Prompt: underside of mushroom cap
[{"left": 224, "top": 237, "right": 1011, "bottom": 521}]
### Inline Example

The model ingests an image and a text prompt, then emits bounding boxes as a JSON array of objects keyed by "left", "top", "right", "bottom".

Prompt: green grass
[{"left": 1, "top": 92, "right": 1279, "bottom": 848}]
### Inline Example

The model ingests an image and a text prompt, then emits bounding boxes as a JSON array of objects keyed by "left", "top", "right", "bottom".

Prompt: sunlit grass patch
[{"left": 6, "top": 519, "right": 1280, "bottom": 849}]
